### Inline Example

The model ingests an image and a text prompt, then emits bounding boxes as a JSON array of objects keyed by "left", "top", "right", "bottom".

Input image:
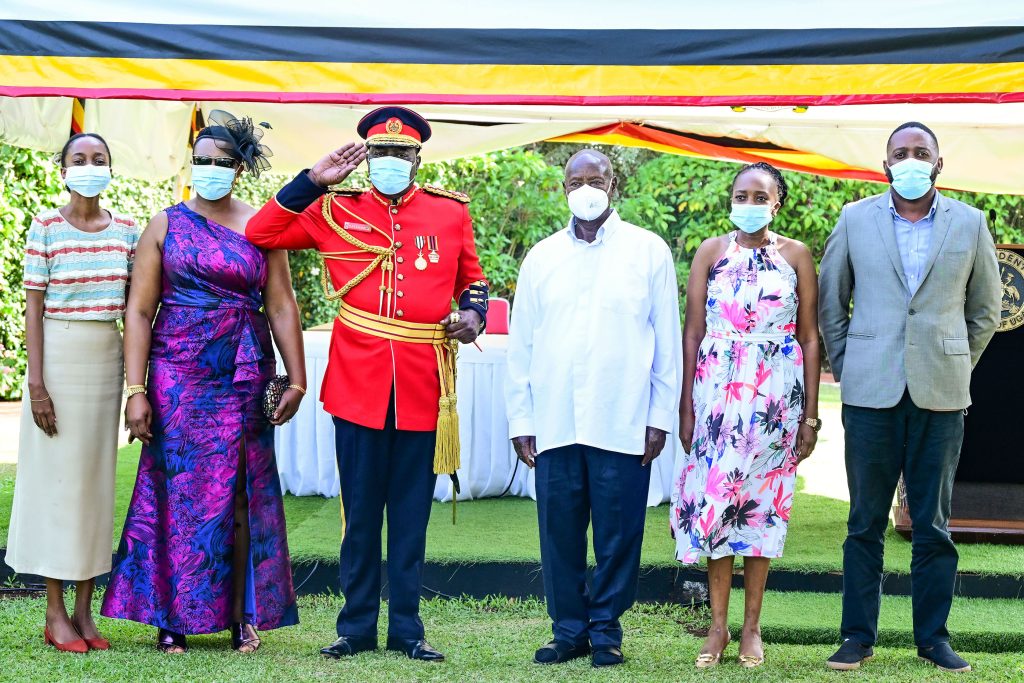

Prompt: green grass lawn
[
  {"left": 728, "top": 590, "right": 1023, "bottom": 653},
  {"left": 1, "top": 593, "right": 1021, "bottom": 683},
  {"left": 6, "top": 443, "right": 1019, "bottom": 576},
  {"left": 3, "top": 439, "right": 1023, "bottom": 680}
]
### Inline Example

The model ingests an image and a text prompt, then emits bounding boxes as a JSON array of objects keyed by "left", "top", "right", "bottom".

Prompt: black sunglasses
[{"left": 192, "top": 155, "right": 238, "bottom": 169}]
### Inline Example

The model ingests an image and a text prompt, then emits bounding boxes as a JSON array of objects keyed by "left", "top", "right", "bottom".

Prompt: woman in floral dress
[{"left": 673, "top": 162, "right": 820, "bottom": 668}]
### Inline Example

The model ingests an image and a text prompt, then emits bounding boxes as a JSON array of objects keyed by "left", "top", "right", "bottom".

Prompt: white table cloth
[{"left": 275, "top": 331, "right": 679, "bottom": 506}]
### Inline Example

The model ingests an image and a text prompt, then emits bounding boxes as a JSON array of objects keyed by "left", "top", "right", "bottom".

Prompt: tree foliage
[
  {"left": 2, "top": 141, "right": 1023, "bottom": 399},
  {"left": 0, "top": 146, "right": 63, "bottom": 398},
  {"left": 418, "top": 150, "right": 567, "bottom": 300}
]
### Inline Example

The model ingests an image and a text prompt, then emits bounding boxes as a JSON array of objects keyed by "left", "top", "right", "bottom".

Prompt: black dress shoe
[
  {"left": 534, "top": 639, "right": 591, "bottom": 665},
  {"left": 320, "top": 635, "right": 378, "bottom": 659},
  {"left": 591, "top": 645, "right": 624, "bottom": 668},
  {"left": 386, "top": 637, "right": 445, "bottom": 661},
  {"left": 918, "top": 643, "right": 971, "bottom": 672},
  {"left": 826, "top": 639, "right": 874, "bottom": 671}
]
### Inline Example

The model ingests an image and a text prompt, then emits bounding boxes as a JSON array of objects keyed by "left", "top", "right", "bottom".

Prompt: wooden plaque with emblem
[{"left": 893, "top": 244, "right": 1024, "bottom": 544}]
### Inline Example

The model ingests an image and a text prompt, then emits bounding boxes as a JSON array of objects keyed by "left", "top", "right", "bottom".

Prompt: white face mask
[
  {"left": 566, "top": 184, "right": 609, "bottom": 222},
  {"left": 64, "top": 165, "right": 111, "bottom": 198}
]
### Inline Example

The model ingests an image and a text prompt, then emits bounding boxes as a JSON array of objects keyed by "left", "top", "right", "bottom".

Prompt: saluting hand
[{"left": 308, "top": 142, "right": 368, "bottom": 188}]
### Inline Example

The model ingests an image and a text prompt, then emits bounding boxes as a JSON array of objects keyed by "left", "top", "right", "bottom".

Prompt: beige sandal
[
  {"left": 738, "top": 653, "right": 765, "bottom": 668},
  {"left": 695, "top": 651, "right": 723, "bottom": 668},
  {"left": 695, "top": 634, "right": 731, "bottom": 669}
]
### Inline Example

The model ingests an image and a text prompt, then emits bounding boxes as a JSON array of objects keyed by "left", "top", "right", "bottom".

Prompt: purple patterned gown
[{"left": 101, "top": 203, "right": 298, "bottom": 634}]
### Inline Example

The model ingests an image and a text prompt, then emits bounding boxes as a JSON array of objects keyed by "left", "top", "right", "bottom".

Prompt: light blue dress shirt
[{"left": 889, "top": 190, "right": 939, "bottom": 297}]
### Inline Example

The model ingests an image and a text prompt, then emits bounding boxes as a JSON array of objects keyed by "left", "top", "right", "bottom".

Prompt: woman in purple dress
[{"left": 102, "top": 111, "right": 306, "bottom": 654}]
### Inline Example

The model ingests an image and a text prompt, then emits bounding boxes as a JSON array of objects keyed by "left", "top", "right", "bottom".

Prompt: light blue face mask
[
  {"left": 64, "top": 165, "right": 111, "bottom": 198},
  {"left": 191, "top": 164, "right": 236, "bottom": 201},
  {"left": 888, "top": 158, "right": 935, "bottom": 200},
  {"left": 368, "top": 156, "right": 414, "bottom": 196},
  {"left": 730, "top": 203, "right": 774, "bottom": 234}
]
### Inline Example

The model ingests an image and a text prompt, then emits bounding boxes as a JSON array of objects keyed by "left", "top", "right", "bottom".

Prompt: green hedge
[
  {"left": 0, "top": 147, "right": 63, "bottom": 399},
  {"left": 2, "top": 142, "right": 1023, "bottom": 399},
  {"left": 614, "top": 154, "right": 1024, "bottom": 296}
]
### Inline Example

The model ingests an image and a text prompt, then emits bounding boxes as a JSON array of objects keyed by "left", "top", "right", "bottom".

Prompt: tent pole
[
  {"left": 173, "top": 170, "right": 190, "bottom": 202},
  {"left": 174, "top": 104, "right": 201, "bottom": 202}
]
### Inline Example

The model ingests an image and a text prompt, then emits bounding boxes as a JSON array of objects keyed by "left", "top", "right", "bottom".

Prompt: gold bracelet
[
  {"left": 125, "top": 385, "right": 147, "bottom": 399},
  {"left": 287, "top": 384, "right": 307, "bottom": 396},
  {"left": 29, "top": 395, "right": 51, "bottom": 402}
]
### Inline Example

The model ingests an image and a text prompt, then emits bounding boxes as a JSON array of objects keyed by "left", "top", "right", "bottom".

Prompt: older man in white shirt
[{"left": 505, "top": 150, "right": 681, "bottom": 668}]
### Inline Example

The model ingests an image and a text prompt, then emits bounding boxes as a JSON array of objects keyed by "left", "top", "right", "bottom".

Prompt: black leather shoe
[
  {"left": 534, "top": 639, "right": 591, "bottom": 665},
  {"left": 386, "top": 637, "right": 445, "bottom": 662},
  {"left": 826, "top": 639, "right": 874, "bottom": 671},
  {"left": 918, "top": 643, "right": 971, "bottom": 672},
  {"left": 591, "top": 645, "right": 624, "bottom": 668},
  {"left": 320, "top": 635, "right": 378, "bottom": 658}
]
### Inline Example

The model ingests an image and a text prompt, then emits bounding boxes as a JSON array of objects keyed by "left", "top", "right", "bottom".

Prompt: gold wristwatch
[
  {"left": 802, "top": 417, "right": 822, "bottom": 432},
  {"left": 124, "top": 385, "right": 147, "bottom": 399}
]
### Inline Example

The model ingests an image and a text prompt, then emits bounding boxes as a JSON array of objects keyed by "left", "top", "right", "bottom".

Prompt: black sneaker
[
  {"left": 826, "top": 639, "right": 874, "bottom": 671},
  {"left": 918, "top": 643, "right": 971, "bottom": 672}
]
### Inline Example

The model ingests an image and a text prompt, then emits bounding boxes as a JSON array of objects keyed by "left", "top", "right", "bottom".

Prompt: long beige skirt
[{"left": 5, "top": 318, "right": 123, "bottom": 581}]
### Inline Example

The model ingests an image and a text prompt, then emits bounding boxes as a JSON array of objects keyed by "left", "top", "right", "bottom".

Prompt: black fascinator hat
[{"left": 195, "top": 110, "right": 273, "bottom": 177}]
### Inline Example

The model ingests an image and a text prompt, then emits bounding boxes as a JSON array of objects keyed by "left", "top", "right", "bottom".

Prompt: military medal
[
  {"left": 414, "top": 235, "right": 428, "bottom": 271},
  {"left": 428, "top": 235, "right": 440, "bottom": 264}
]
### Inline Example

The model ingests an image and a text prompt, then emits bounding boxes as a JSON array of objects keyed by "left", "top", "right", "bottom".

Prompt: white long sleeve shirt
[{"left": 505, "top": 210, "right": 682, "bottom": 455}]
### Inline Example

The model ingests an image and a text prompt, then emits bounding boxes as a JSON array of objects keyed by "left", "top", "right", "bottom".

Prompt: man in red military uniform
[{"left": 246, "top": 106, "right": 487, "bottom": 662}]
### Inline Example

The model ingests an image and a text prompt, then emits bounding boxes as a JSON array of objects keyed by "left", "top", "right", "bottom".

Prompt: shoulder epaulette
[
  {"left": 423, "top": 185, "right": 471, "bottom": 204},
  {"left": 333, "top": 186, "right": 369, "bottom": 196}
]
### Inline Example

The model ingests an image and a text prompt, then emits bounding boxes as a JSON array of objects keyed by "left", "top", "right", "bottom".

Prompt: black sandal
[
  {"left": 156, "top": 628, "right": 187, "bottom": 654},
  {"left": 534, "top": 639, "right": 590, "bottom": 664},
  {"left": 231, "top": 622, "right": 261, "bottom": 653}
]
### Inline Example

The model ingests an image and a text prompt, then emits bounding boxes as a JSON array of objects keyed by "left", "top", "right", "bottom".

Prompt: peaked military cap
[{"left": 357, "top": 106, "right": 432, "bottom": 148}]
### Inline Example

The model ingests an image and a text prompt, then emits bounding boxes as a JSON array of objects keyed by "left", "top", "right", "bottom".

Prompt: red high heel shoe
[
  {"left": 84, "top": 635, "right": 111, "bottom": 651},
  {"left": 44, "top": 626, "right": 89, "bottom": 654}
]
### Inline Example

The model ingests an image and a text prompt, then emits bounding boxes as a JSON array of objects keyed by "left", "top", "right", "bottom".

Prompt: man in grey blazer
[{"left": 819, "top": 122, "right": 1001, "bottom": 673}]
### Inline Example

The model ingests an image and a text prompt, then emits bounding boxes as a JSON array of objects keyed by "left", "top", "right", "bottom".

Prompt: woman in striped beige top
[{"left": 6, "top": 132, "right": 140, "bottom": 653}]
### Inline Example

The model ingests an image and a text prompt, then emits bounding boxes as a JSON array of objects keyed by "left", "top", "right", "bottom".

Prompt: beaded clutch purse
[{"left": 262, "top": 375, "right": 290, "bottom": 421}]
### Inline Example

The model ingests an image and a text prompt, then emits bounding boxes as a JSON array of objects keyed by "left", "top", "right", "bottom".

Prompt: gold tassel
[
  {"left": 432, "top": 394, "right": 461, "bottom": 475},
  {"left": 432, "top": 340, "right": 461, "bottom": 524}
]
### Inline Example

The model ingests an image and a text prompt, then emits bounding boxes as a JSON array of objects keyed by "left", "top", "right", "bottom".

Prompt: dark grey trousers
[{"left": 841, "top": 390, "right": 963, "bottom": 648}]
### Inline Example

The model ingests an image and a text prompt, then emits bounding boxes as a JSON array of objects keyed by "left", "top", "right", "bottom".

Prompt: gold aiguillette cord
[{"left": 318, "top": 193, "right": 396, "bottom": 315}]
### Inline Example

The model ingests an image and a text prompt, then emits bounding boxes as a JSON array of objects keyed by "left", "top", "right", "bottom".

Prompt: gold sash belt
[{"left": 336, "top": 299, "right": 460, "bottom": 478}]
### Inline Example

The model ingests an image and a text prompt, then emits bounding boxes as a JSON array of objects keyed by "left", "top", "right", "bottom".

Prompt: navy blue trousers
[
  {"left": 841, "top": 391, "right": 963, "bottom": 648},
  {"left": 535, "top": 444, "right": 652, "bottom": 648},
  {"left": 333, "top": 409, "right": 437, "bottom": 641}
]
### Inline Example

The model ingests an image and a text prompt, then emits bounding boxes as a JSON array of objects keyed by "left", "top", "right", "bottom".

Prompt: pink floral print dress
[{"left": 673, "top": 231, "right": 804, "bottom": 563}]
